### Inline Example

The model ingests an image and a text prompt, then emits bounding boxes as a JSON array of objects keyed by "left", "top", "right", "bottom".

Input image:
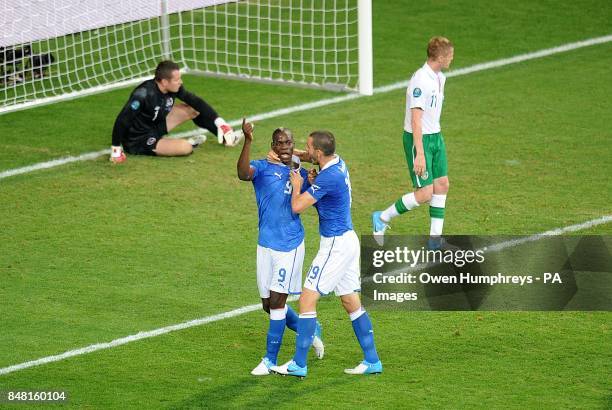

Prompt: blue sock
[
  {"left": 351, "top": 310, "right": 380, "bottom": 364},
  {"left": 265, "top": 309, "right": 287, "bottom": 364},
  {"left": 293, "top": 314, "right": 317, "bottom": 368},
  {"left": 285, "top": 305, "right": 299, "bottom": 332}
]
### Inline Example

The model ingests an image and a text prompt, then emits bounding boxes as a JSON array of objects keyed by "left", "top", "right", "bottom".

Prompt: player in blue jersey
[
  {"left": 270, "top": 130, "right": 382, "bottom": 378},
  {"left": 237, "top": 119, "right": 324, "bottom": 376}
]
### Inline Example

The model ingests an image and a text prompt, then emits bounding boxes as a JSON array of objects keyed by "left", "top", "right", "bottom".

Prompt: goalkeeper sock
[
  {"left": 350, "top": 308, "right": 380, "bottom": 364},
  {"left": 293, "top": 312, "right": 317, "bottom": 367},
  {"left": 429, "top": 194, "right": 446, "bottom": 236},
  {"left": 182, "top": 91, "right": 219, "bottom": 135},
  {"left": 285, "top": 304, "right": 299, "bottom": 332},
  {"left": 381, "top": 192, "right": 419, "bottom": 221},
  {"left": 192, "top": 113, "right": 217, "bottom": 135},
  {"left": 264, "top": 308, "right": 286, "bottom": 364}
]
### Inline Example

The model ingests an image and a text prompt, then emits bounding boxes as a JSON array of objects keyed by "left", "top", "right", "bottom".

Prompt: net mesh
[{"left": 0, "top": 0, "right": 359, "bottom": 113}]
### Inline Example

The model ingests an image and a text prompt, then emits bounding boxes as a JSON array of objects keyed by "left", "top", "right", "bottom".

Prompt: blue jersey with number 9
[{"left": 250, "top": 159, "right": 309, "bottom": 251}]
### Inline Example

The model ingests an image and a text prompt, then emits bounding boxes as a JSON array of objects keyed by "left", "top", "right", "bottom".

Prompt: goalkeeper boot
[
  {"left": 270, "top": 360, "right": 307, "bottom": 378},
  {"left": 187, "top": 134, "right": 206, "bottom": 148},
  {"left": 312, "top": 321, "right": 325, "bottom": 359},
  {"left": 372, "top": 211, "right": 390, "bottom": 245},
  {"left": 251, "top": 357, "right": 275, "bottom": 376},
  {"left": 344, "top": 360, "right": 383, "bottom": 375}
]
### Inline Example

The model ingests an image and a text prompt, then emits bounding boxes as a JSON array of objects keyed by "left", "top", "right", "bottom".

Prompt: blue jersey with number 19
[
  {"left": 308, "top": 155, "right": 353, "bottom": 237},
  {"left": 251, "top": 159, "right": 310, "bottom": 252}
]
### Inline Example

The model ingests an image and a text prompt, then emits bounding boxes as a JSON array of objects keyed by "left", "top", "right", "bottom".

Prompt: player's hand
[
  {"left": 294, "top": 148, "right": 312, "bottom": 163},
  {"left": 110, "top": 145, "right": 126, "bottom": 163},
  {"left": 267, "top": 150, "right": 280, "bottom": 163},
  {"left": 307, "top": 168, "right": 318, "bottom": 184},
  {"left": 414, "top": 153, "right": 426, "bottom": 177},
  {"left": 289, "top": 169, "right": 303, "bottom": 188},
  {"left": 241, "top": 118, "right": 254, "bottom": 143}
]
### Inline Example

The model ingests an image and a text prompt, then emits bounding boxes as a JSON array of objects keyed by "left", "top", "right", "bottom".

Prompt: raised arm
[{"left": 237, "top": 118, "right": 256, "bottom": 181}]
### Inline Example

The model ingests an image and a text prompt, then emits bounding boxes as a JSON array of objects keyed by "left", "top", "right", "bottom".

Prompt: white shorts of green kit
[
  {"left": 303, "top": 230, "right": 361, "bottom": 296},
  {"left": 256, "top": 241, "right": 305, "bottom": 298}
]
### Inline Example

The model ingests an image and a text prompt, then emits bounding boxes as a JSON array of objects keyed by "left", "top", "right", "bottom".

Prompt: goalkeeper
[{"left": 110, "top": 60, "right": 241, "bottom": 163}]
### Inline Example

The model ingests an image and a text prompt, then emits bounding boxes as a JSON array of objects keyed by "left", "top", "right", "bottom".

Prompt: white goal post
[{"left": 0, "top": 0, "right": 373, "bottom": 115}]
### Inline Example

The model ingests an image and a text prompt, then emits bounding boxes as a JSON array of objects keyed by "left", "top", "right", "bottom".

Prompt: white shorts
[
  {"left": 256, "top": 241, "right": 305, "bottom": 298},
  {"left": 303, "top": 230, "right": 361, "bottom": 296}
]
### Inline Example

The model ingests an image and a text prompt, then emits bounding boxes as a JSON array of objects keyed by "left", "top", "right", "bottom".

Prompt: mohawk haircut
[{"left": 272, "top": 127, "right": 294, "bottom": 143}]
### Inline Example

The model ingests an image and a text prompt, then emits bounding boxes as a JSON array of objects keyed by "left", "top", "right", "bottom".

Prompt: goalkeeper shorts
[{"left": 123, "top": 122, "right": 168, "bottom": 156}]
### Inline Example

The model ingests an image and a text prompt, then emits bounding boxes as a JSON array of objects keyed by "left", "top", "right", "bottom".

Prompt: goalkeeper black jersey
[{"left": 111, "top": 79, "right": 217, "bottom": 147}]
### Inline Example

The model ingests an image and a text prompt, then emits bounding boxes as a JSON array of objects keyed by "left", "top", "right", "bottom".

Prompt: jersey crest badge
[{"left": 413, "top": 87, "right": 422, "bottom": 97}]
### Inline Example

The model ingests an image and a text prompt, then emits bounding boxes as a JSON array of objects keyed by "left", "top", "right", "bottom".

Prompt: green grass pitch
[{"left": 0, "top": 0, "right": 610, "bottom": 408}]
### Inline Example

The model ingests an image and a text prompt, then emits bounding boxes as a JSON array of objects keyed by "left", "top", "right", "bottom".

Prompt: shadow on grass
[{"left": 168, "top": 371, "right": 358, "bottom": 409}]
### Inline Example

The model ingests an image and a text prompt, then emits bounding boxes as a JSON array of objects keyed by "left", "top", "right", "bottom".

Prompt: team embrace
[{"left": 237, "top": 120, "right": 382, "bottom": 377}]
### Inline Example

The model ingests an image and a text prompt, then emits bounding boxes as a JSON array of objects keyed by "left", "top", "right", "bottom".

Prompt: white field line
[
  {"left": 368, "top": 215, "right": 612, "bottom": 279},
  {"left": 0, "top": 215, "right": 610, "bottom": 377},
  {"left": 1, "top": 34, "right": 611, "bottom": 182},
  {"left": 485, "top": 215, "right": 612, "bottom": 252},
  {"left": 0, "top": 304, "right": 260, "bottom": 376},
  {"left": 0, "top": 150, "right": 110, "bottom": 180}
]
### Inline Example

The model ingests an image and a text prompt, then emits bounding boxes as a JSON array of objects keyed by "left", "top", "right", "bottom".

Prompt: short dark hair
[
  {"left": 154, "top": 60, "right": 180, "bottom": 81},
  {"left": 309, "top": 130, "right": 335, "bottom": 156},
  {"left": 272, "top": 127, "right": 293, "bottom": 143}
]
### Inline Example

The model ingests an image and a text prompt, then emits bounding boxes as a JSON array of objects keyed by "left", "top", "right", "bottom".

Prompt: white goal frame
[{"left": 0, "top": 0, "right": 372, "bottom": 116}]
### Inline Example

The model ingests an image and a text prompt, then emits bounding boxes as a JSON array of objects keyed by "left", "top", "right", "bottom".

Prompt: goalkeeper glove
[
  {"left": 110, "top": 145, "right": 126, "bottom": 163},
  {"left": 215, "top": 117, "right": 244, "bottom": 147}
]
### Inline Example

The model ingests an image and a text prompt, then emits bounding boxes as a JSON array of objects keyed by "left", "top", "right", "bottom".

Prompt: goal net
[{"left": 0, "top": 0, "right": 372, "bottom": 115}]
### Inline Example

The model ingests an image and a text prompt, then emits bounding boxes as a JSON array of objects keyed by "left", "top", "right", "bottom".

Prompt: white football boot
[{"left": 251, "top": 357, "right": 275, "bottom": 376}]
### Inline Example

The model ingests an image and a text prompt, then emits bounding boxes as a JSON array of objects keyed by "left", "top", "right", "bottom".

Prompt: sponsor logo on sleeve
[{"left": 412, "top": 88, "right": 422, "bottom": 98}]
